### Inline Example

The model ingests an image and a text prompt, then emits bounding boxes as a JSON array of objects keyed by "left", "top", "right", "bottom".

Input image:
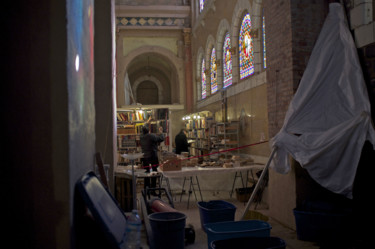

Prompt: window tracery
[
  {"left": 223, "top": 33, "right": 232, "bottom": 88},
  {"left": 201, "top": 58, "right": 206, "bottom": 99},
  {"left": 262, "top": 12, "right": 267, "bottom": 69},
  {"left": 210, "top": 48, "right": 218, "bottom": 94}
]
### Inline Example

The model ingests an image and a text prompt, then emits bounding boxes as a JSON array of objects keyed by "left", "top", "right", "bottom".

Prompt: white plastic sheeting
[
  {"left": 270, "top": 3, "right": 375, "bottom": 199},
  {"left": 124, "top": 72, "right": 135, "bottom": 105}
]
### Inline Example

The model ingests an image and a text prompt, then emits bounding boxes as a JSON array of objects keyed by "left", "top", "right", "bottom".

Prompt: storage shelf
[
  {"left": 116, "top": 107, "right": 173, "bottom": 160},
  {"left": 183, "top": 111, "right": 214, "bottom": 157},
  {"left": 212, "top": 121, "right": 240, "bottom": 158}
]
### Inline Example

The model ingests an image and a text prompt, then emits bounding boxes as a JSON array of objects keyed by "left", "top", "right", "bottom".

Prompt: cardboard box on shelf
[
  {"left": 118, "top": 125, "right": 136, "bottom": 134},
  {"left": 160, "top": 158, "right": 181, "bottom": 171}
]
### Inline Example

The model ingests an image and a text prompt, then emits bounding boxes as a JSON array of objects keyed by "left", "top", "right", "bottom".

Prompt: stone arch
[
  {"left": 196, "top": 46, "right": 205, "bottom": 77},
  {"left": 231, "top": 0, "right": 252, "bottom": 83},
  {"left": 231, "top": 1, "right": 264, "bottom": 39},
  {"left": 216, "top": 19, "right": 231, "bottom": 59},
  {"left": 133, "top": 75, "right": 164, "bottom": 104},
  {"left": 205, "top": 34, "right": 216, "bottom": 64},
  {"left": 231, "top": 0, "right": 264, "bottom": 80},
  {"left": 250, "top": 0, "right": 265, "bottom": 73},
  {"left": 117, "top": 45, "right": 184, "bottom": 107},
  {"left": 250, "top": 0, "right": 263, "bottom": 29},
  {"left": 231, "top": 0, "right": 252, "bottom": 47}
]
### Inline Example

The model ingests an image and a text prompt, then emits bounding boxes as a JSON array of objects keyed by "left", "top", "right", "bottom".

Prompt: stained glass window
[
  {"left": 239, "top": 13, "right": 254, "bottom": 79},
  {"left": 200, "top": 0, "right": 205, "bottom": 12},
  {"left": 223, "top": 33, "right": 232, "bottom": 88},
  {"left": 201, "top": 58, "right": 206, "bottom": 99},
  {"left": 210, "top": 48, "right": 218, "bottom": 94},
  {"left": 262, "top": 12, "right": 267, "bottom": 69}
]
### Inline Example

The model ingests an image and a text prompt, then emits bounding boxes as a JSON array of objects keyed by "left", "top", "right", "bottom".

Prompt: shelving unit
[
  {"left": 182, "top": 112, "right": 240, "bottom": 160},
  {"left": 117, "top": 110, "right": 147, "bottom": 155},
  {"left": 117, "top": 105, "right": 183, "bottom": 165},
  {"left": 213, "top": 121, "right": 242, "bottom": 196},
  {"left": 183, "top": 111, "right": 214, "bottom": 158},
  {"left": 211, "top": 121, "right": 240, "bottom": 158}
]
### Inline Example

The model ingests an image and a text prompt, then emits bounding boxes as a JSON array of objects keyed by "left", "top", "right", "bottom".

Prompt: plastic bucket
[
  {"left": 205, "top": 220, "right": 272, "bottom": 249},
  {"left": 211, "top": 236, "right": 286, "bottom": 249},
  {"left": 149, "top": 212, "right": 187, "bottom": 249},
  {"left": 198, "top": 200, "right": 236, "bottom": 232},
  {"left": 293, "top": 208, "right": 349, "bottom": 242}
]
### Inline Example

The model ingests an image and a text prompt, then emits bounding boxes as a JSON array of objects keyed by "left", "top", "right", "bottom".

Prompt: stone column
[
  {"left": 183, "top": 28, "right": 193, "bottom": 113},
  {"left": 94, "top": 0, "right": 116, "bottom": 192}
]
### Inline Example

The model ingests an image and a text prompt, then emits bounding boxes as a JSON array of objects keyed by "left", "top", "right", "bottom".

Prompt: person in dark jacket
[
  {"left": 140, "top": 125, "right": 164, "bottom": 191},
  {"left": 175, "top": 128, "right": 190, "bottom": 155}
]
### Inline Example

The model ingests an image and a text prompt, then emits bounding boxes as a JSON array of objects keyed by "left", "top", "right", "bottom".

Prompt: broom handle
[{"left": 240, "top": 148, "right": 277, "bottom": 220}]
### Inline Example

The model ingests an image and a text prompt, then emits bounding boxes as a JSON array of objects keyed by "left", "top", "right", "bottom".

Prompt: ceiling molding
[{"left": 115, "top": 5, "right": 190, "bottom": 18}]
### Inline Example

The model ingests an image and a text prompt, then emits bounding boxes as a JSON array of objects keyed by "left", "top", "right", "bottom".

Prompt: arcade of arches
[{"left": 115, "top": 0, "right": 375, "bottom": 230}]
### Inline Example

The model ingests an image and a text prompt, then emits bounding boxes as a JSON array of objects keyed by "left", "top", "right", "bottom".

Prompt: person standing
[
  {"left": 175, "top": 128, "right": 190, "bottom": 155},
  {"left": 140, "top": 125, "right": 164, "bottom": 191}
]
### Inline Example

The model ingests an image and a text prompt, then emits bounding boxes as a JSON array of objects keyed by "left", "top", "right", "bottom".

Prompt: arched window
[
  {"left": 262, "top": 11, "right": 267, "bottom": 69},
  {"left": 210, "top": 48, "right": 218, "bottom": 94},
  {"left": 201, "top": 58, "right": 206, "bottom": 99},
  {"left": 137, "top": 81, "right": 158, "bottom": 105},
  {"left": 239, "top": 13, "right": 254, "bottom": 79},
  {"left": 200, "top": 0, "right": 205, "bottom": 12},
  {"left": 223, "top": 33, "right": 232, "bottom": 88}
]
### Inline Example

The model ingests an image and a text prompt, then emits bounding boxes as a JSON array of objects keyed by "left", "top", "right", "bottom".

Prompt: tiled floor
[
  {"left": 137, "top": 187, "right": 321, "bottom": 249},
  {"left": 174, "top": 190, "right": 320, "bottom": 249}
]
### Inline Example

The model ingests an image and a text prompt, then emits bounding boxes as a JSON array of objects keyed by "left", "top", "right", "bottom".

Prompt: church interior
[{"left": 4, "top": 0, "right": 375, "bottom": 248}]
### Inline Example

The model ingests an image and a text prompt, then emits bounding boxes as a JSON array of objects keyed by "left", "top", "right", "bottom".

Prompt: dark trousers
[{"left": 142, "top": 157, "right": 159, "bottom": 189}]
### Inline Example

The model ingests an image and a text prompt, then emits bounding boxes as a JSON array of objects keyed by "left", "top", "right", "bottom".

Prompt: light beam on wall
[{"left": 75, "top": 54, "right": 80, "bottom": 72}]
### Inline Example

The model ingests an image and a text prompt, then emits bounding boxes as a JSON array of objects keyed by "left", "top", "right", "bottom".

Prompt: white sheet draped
[{"left": 270, "top": 3, "right": 375, "bottom": 199}]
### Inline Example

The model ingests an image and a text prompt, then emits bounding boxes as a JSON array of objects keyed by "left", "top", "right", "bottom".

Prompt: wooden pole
[{"left": 241, "top": 148, "right": 277, "bottom": 220}]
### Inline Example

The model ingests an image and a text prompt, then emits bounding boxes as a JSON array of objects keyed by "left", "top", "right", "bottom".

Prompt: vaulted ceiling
[{"left": 115, "top": 0, "right": 190, "bottom": 105}]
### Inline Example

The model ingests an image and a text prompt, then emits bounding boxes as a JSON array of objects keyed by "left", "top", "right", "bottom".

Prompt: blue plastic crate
[
  {"left": 211, "top": 236, "right": 286, "bottom": 249},
  {"left": 205, "top": 220, "right": 272, "bottom": 249},
  {"left": 293, "top": 208, "right": 350, "bottom": 242},
  {"left": 198, "top": 200, "right": 236, "bottom": 232}
]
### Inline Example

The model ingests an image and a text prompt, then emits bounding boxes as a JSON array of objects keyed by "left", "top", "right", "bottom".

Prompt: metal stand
[
  {"left": 230, "top": 172, "right": 245, "bottom": 198},
  {"left": 180, "top": 176, "right": 203, "bottom": 209},
  {"left": 121, "top": 153, "right": 144, "bottom": 210}
]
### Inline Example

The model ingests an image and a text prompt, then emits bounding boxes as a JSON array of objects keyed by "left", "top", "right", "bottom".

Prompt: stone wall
[{"left": 264, "top": 0, "right": 329, "bottom": 228}]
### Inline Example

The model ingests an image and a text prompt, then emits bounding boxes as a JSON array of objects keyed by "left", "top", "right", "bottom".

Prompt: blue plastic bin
[
  {"left": 198, "top": 200, "right": 236, "bottom": 232},
  {"left": 293, "top": 208, "right": 349, "bottom": 242},
  {"left": 205, "top": 220, "right": 272, "bottom": 249},
  {"left": 211, "top": 236, "right": 286, "bottom": 249}
]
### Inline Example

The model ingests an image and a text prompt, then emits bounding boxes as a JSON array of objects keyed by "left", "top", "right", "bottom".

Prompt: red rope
[{"left": 142, "top": 140, "right": 269, "bottom": 169}]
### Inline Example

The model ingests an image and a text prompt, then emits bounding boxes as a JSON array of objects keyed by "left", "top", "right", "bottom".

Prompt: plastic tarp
[
  {"left": 270, "top": 3, "right": 375, "bottom": 199},
  {"left": 124, "top": 72, "right": 135, "bottom": 105}
]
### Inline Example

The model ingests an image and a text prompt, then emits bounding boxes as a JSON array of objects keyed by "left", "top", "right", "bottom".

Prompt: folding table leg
[
  {"left": 186, "top": 176, "right": 204, "bottom": 209},
  {"left": 195, "top": 176, "right": 203, "bottom": 201},
  {"left": 187, "top": 177, "right": 193, "bottom": 209},
  {"left": 230, "top": 172, "right": 244, "bottom": 197},
  {"left": 160, "top": 175, "right": 173, "bottom": 200},
  {"left": 180, "top": 176, "right": 187, "bottom": 202},
  {"left": 191, "top": 177, "right": 198, "bottom": 201}
]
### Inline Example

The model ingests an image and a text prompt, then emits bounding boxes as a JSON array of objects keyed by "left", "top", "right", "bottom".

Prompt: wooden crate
[
  {"left": 118, "top": 125, "right": 136, "bottom": 134},
  {"left": 115, "top": 177, "right": 133, "bottom": 212},
  {"left": 160, "top": 158, "right": 182, "bottom": 171}
]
